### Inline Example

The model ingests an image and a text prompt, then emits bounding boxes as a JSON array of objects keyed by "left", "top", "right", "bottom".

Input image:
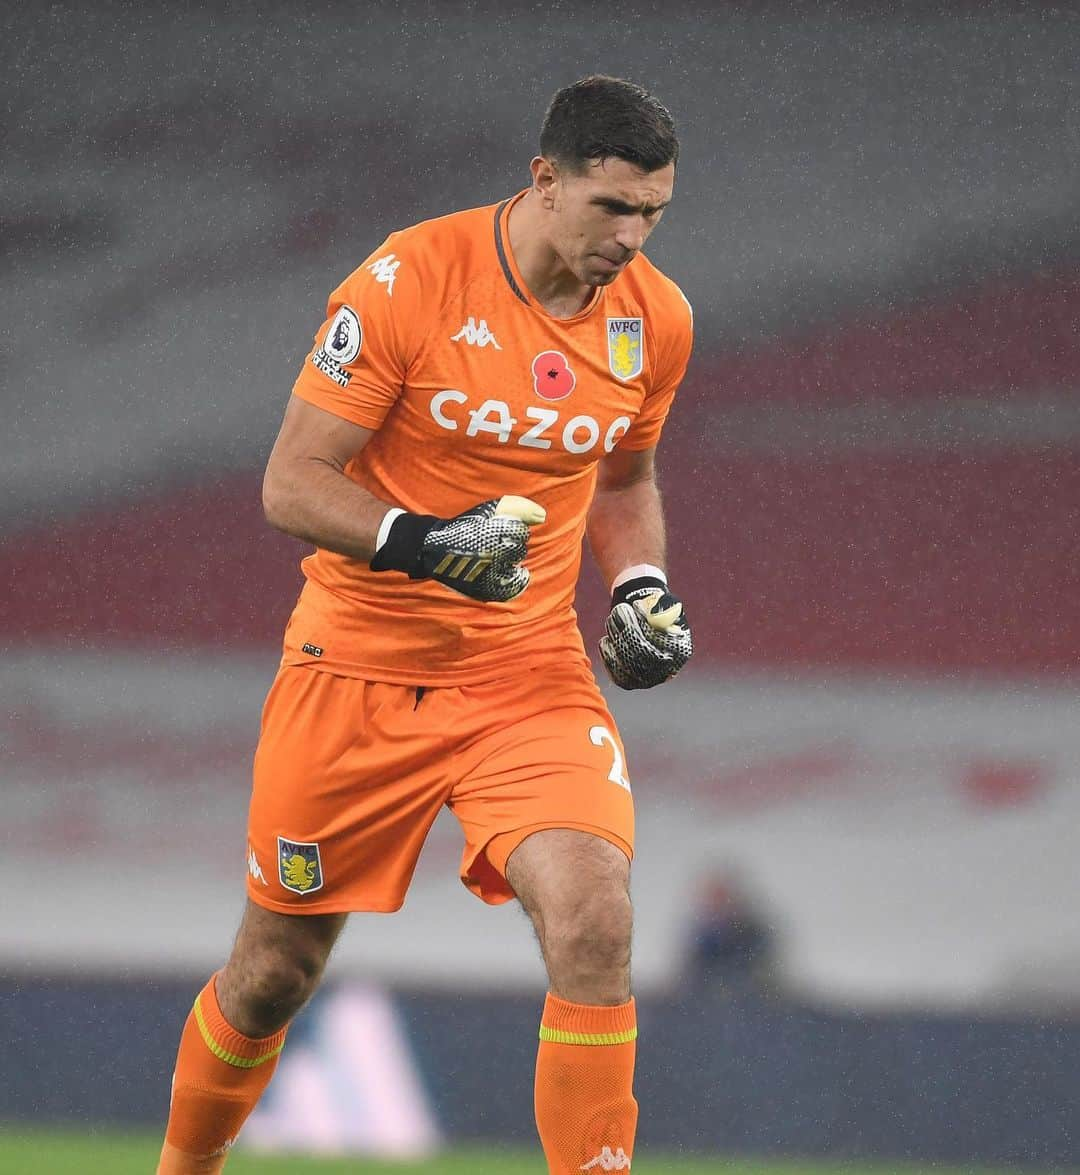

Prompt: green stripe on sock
[
  {"left": 539, "top": 1025, "right": 638, "bottom": 1046},
  {"left": 193, "top": 997, "right": 284, "bottom": 1069}
]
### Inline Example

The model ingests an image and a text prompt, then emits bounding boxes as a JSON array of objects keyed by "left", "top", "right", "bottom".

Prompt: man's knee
[
  {"left": 234, "top": 950, "right": 322, "bottom": 1024},
  {"left": 545, "top": 883, "right": 632, "bottom": 961},
  {"left": 506, "top": 830, "right": 634, "bottom": 1003},
  {"left": 218, "top": 903, "right": 344, "bottom": 1036}
]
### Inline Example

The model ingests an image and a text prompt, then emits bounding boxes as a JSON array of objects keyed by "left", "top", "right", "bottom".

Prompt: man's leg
[
  {"left": 506, "top": 828, "right": 637, "bottom": 1175},
  {"left": 157, "top": 899, "right": 346, "bottom": 1175}
]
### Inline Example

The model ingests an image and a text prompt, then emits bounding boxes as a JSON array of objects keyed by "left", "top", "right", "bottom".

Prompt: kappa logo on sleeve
[
  {"left": 277, "top": 837, "right": 324, "bottom": 895},
  {"left": 366, "top": 253, "right": 400, "bottom": 295}
]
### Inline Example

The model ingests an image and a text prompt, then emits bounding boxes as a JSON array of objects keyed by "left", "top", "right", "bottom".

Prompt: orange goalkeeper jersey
[{"left": 284, "top": 191, "right": 693, "bottom": 685}]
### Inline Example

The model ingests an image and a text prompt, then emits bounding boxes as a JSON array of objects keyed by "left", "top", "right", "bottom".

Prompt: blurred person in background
[
  {"left": 157, "top": 75, "right": 693, "bottom": 1175},
  {"left": 684, "top": 867, "right": 777, "bottom": 997}
]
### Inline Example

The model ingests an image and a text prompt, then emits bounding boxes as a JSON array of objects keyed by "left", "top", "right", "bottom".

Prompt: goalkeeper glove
[
  {"left": 599, "top": 575, "right": 693, "bottom": 690},
  {"left": 370, "top": 495, "right": 546, "bottom": 602}
]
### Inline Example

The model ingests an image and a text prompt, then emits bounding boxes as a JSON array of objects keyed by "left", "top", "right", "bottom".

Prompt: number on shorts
[{"left": 589, "top": 725, "right": 630, "bottom": 792}]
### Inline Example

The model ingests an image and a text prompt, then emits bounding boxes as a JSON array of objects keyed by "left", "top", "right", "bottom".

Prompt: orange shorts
[{"left": 245, "top": 661, "right": 634, "bottom": 914}]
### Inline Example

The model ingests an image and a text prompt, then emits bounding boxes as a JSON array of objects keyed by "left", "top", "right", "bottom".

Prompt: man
[{"left": 158, "top": 75, "right": 693, "bottom": 1175}]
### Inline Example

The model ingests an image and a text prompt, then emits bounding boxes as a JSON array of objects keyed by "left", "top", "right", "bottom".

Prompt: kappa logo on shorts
[
  {"left": 278, "top": 837, "right": 324, "bottom": 895},
  {"left": 247, "top": 844, "right": 268, "bottom": 885}
]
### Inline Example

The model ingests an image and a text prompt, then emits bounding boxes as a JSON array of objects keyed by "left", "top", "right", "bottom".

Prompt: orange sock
[
  {"left": 534, "top": 992, "right": 638, "bottom": 1174},
  {"left": 156, "top": 973, "right": 287, "bottom": 1175}
]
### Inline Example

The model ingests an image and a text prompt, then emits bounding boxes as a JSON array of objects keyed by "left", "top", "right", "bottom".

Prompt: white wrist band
[
  {"left": 610, "top": 563, "right": 667, "bottom": 593},
  {"left": 375, "top": 507, "right": 406, "bottom": 552}
]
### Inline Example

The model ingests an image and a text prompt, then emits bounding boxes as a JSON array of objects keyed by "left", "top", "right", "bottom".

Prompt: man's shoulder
[
  {"left": 374, "top": 200, "right": 502, "bottom": 274},
  {"left": 392, "top": 199, "right": 498, "bottom": 246},
  {"left": 333, "top": 200, "right": 502, "bottom": 305}
]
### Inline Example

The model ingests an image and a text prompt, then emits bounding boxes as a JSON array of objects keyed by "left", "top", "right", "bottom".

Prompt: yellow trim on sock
[
  {"left": 193, "top": 997, "right": 284, "bottom": 1069},
  {"left": 539, "top": 1025, "right": 638, "bottom": 1046}
]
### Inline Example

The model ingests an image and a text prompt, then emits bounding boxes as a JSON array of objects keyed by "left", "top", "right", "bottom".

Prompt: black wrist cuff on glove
[
  {"left": 611, "top": 575, "right": 668, "bottom": 608},
  {"left": 369, "top": 512, "right": 440, "bottom": 578}
]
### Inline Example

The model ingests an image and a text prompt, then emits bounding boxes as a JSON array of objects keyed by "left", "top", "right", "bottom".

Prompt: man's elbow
[{"left": 261, "top": 465, "right": 293, "bottom": 533}]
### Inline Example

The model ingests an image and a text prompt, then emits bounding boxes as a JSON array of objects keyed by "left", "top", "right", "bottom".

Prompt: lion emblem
[
  {"left": 610, "top": 332, "right": 640, "bottom": 379},
  {"left": 281, "top": 853, "right": 317, "bottom": 891}
]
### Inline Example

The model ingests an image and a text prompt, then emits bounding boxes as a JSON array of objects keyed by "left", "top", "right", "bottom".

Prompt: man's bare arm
[
  {"left": 262, "top": 394, "right": 546, "bottom": 600},
  {"left": 261, "top": 394, "right": 390, "bottom": 560},
  {"left": 586, "top": 445, "right": 667, "bottom": 589},
  {"left": 588, "top": 445, "right": 692, "bottom": 690}
]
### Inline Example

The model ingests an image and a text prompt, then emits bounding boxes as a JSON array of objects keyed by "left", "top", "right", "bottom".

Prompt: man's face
[{"left": 539, "top": 156, "right": 676, "bottom": 288}]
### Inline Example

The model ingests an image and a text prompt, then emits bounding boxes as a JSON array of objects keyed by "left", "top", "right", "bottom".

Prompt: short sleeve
[
  {"left": 618, "top": 287, "right": 694, "bottom": 451},
  {"left": 291, "top": 234, "right": 427, "bottom": 431}
]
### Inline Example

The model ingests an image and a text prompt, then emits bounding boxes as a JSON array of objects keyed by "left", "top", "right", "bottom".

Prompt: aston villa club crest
[
  {"left": 607, "top": 317, "right": 643, "bottom": 381},
  {"left": 277, "top": 837, "right": 324, "bottom": 895}
]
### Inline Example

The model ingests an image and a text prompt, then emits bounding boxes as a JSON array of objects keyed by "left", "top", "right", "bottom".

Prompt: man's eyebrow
[{"left": 591, "top": 195, "right": 672, "bottom": 215}]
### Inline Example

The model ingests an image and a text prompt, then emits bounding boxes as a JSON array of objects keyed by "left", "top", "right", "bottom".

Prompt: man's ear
[{"left": 530, "top": 155, "right": 559, "bottom": 208}]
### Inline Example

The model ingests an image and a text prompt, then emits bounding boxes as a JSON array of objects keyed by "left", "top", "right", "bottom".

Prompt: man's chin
[{"left": 586, "top": 266, "right": 621, "bottom": 286}]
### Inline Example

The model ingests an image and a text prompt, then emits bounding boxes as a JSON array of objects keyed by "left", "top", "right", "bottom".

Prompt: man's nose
[{"left": 614, "top": 217, "right": 648, "bottom": 254}]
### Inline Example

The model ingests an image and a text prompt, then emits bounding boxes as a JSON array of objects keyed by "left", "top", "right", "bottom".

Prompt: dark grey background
[{"left": 4, "top": 1, "right": 1078, "bottom": 520}]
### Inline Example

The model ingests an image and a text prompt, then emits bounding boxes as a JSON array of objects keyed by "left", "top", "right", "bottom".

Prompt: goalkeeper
[{"left": 158, "top": 75, "right": 692, "bottom": 1175}]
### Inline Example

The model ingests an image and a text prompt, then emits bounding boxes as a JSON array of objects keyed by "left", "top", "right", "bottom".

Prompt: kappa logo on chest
[{"left": 451, "top": 316, "right": 502, "bottom": 349}]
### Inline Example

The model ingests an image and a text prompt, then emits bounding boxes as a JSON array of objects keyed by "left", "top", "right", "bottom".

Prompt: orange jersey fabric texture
[{"left": 286, "top": 191, "right": 693, "bottom": 685}]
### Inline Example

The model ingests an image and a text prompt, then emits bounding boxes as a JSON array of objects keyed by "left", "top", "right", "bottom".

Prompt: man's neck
[{"left": 506, "top": 191, "right": 594, "bottom": 319}]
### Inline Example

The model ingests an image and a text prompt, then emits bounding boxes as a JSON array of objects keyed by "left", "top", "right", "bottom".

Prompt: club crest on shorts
[
  {"left": 607, "top": 317, "right": 643, "bottom": 381},
  {"left": 323, "top": 305, "right": 362, "bottom": 365},
  {"left": 277, "top": 837, "right": 324, "bottom": 895}
]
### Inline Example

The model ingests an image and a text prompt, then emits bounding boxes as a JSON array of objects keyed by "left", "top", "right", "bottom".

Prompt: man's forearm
[
  {"left": 586, "top": 476, "right": 668, "bottom": 590},
  {"left": 262, "top": 456, "right": 394, "bottom": 561}
]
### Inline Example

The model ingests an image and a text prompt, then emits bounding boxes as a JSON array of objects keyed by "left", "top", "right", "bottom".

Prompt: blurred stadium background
[{"left": 3, "top": 1, "right": 1079, "bottom": 1171}]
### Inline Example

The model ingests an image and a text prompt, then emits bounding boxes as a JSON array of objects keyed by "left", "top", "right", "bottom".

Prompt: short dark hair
[{"left": 539, "top": 75, "right": 679, "bottom": 173}]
